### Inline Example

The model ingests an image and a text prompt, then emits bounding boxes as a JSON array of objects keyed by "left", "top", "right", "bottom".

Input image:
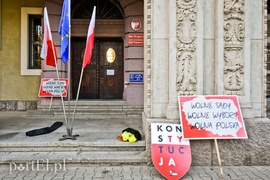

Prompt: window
[
  {"left": 21, "top": 7, "right": 42, "bottom": 75},
  {"left": 71, "top": 0, "right": 124, "bottom": 19},
  {"left": 28, "top": 15, "right": 42, "bottom": 69}
]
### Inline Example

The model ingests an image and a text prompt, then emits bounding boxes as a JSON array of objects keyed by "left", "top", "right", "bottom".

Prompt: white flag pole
[
  {"left": 59, "top": 0, "right": 79, "bottom": 140},
  {"left": 67, "top": 0, "right": 71, "bottom": 133},
  {"left": 43, "top": 7, "right": 68, "bottom": 129},
  {"left": 69, "top": 6, "right": 96, "bottom": 135},
  {"left": 70, "top": 67, "right": 84, "bottom": 135},
  {"left": 70, "top": 6, "right": 96, "bottom": 135},
  {"left": 50, "top": 41, "right": 68, "bottom": 131}
]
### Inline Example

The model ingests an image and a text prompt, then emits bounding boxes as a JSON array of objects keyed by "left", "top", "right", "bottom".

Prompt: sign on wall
[
  {"left": 129, "top": 74, "right": 143, "bottom": 82},
  {"left": 38, "top": 78, "right": 69, "bottom": 97},
  {"left": 178, "top": 95, "right": 248, "bottom": 139},
  {"left": 128, "top": 33, "right": 144, "bottom": 46},
  {"left": 151, "top": 123, "right": 191, "bottom": 180},
  {"left": 130, "top": 18, "right": 141, "bottom": 31}
]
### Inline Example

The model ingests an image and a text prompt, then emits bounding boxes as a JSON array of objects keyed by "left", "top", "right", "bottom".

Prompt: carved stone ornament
[
  {"left": 176, "top": 0, "right": 197, "bottom": 95},
  {"left": 223, "top": 0, "right": 245, "bottom": 95}
]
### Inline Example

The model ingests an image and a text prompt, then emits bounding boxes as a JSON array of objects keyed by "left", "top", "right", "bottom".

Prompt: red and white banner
[
  {"left": 151, "top": 123, "right": 191, "bottom": 180},
  {"left": 178, "top": 95, "right": 248, "bottom": 139},
  {"left": 40, "top": 7, "right": 57, "bottom": 67},
  {"left": 82, "top": 6, "right": 96, "bottom": 68}
]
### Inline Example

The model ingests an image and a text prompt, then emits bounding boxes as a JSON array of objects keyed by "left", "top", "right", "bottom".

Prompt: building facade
[{"left": 0, "top": 0, "right": 269, "bottom": 165}]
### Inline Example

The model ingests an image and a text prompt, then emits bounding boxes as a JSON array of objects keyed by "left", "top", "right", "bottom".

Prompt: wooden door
[
  {"left": 72, "top": 38, "right": 123, "bottom": 99},
  {"left": 99, "top": 40, "right": 123, "bottom": 99}
]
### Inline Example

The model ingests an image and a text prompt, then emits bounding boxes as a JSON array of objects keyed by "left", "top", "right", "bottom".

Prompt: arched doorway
[{"left": 71, "top": 0, "right": 125, "bottom": 99}]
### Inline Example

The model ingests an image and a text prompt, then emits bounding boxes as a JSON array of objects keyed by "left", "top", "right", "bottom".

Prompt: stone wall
[
  {"left": 142, "top": 0, "right": 270, "bottom": 166},
  {"left": 0, "top": 0, "right": 42, "bottom": 101},
  {"left": 0, "top": 101, "right": 37, "bottom": 111}
]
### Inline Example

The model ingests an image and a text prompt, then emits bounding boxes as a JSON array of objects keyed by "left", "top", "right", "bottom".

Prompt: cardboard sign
[
  {"left": 38, "top": 78, "right": 69, "bottom": 97},
  {"left": 178, "top": 95, "right": 248, "bottom": 139},
  {"left": 151, "top": 123, "right": 191, "bottom": 180}
]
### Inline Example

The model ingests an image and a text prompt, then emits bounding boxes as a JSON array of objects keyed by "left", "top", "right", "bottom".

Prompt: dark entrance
[{"left": 72, "top": 37, "right": 123, "bottom": 99}]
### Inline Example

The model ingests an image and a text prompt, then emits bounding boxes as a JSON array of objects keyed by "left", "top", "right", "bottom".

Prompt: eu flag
[{"left": 58, "top": 0, "right": 69, "bottom": 63}]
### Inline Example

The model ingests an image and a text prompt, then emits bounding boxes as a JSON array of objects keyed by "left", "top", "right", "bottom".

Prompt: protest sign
[
  {"left": 178, "top": 95, "right": 248, "bottom": 139},
  {"left": 151, "top": 123, "right": 191, "bottom": 180},
  {"left": 38, "top": 78, "right": 69, "bottom": 97}
]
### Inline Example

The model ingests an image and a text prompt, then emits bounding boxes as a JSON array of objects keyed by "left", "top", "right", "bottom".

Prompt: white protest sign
[
  {"left": 178, "top": 95, "right": 248, "bottom": 139},
  {"left": 38, "top": 78, "right": 69, "bottom": 97}
]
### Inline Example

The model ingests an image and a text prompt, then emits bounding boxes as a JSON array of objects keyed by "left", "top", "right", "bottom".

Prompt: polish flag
[
  {"left": 40, "top": 7, "right": 58, "bottom": 67},
  {"left": 82, "top": 6, "right": 96, "bottom": 68}
]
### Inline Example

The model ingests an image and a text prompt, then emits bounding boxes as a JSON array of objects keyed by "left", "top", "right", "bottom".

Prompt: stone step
[
  {"left": 64, "top": 100, "right": 128, "bottom": 106},
  {"left": 0, "top": 133, "right": 146, "bottom": 152},
  {"left": 0, "top": 131, "right": 146, "bottom": 165},
  {"left": 0, "top": 142, "right": 146, "bottom": 165},
  {"left": 0, "top": 151, "right": 147, "bottom": 165},
  {"left": 1, "top": 106, "right": 146, "bottom": 165},
  {"left": 37, "top": 105, "right": 143, "bottom": 111},
  {"left": 27, "top": 110, "right": 142, "bottom": 118},
  {"left": 39, "top": 100, "right": 142, "bottom": 110},
  {"left": 29, "top": 100, "right": 143, "bottom": 118}
]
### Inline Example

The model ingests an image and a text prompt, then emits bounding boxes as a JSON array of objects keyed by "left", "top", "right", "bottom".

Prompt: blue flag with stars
[{"left": 58, "top": 0, "right": 69, "bottom": 63}]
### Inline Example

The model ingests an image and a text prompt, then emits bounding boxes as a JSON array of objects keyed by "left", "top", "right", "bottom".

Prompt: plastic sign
[
  {"left": 129, "top": 74, "right": 143, "bottom": 82},
  {"left": 38, "top": 78, "right": 69, "bottom": 97},
  {"left": 128, "top": 40, "right": 144, "bottom": 46},
  {"left": 128, "top": 34, "right": 143, "bottom": 39},
  {"left": 128, "top": 33, "right": 144, "bottom": 46},
  {"left": 151, "top": 123, "right": 191, "bottom": 180},
  {"left": 178, "top": 95, "right": 248, "bottom": 139}
]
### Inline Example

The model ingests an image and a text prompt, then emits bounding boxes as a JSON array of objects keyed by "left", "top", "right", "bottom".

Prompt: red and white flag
[
  {"left": 40, "top": 7, "right": 58, "bottom": 67},
  {"left": 82, "top": 6, "right": 96, "bottom": 68}
]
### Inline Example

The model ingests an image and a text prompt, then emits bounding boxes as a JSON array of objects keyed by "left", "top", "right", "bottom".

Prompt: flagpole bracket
[
  {"left": 58, "top": 128, "right": 79, "bottom": 141},
  {"left": 59, "top": 134, "right": 79, "bottom": 141}
]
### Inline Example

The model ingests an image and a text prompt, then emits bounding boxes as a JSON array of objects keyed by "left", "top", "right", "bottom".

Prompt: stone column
[
  {"left": 166, "top": 0, "right": 178, "bottom": 119},
  {"left": 166, "top": 0, "right": 204, "bottom": 119},
  {"left": 248, "top": 0, "right": 267, "bottom": 118},
  {"left": 143, "top": 0, "right": 152, "bottom": 118},
  {"left": 216, "top": 0, "right": 260, "bottom": 118},
  {"left": 204, "top": 0, "right": 216, "bottom": 95},
  {"left": 146, "top": 0, "right": 170, "bottom": 118}
]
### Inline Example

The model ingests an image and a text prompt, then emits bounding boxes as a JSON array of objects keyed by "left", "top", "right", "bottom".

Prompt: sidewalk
[
  {"left": 0, "top": 111, "right": 270, "bottom": 179},
  {"left": 0, "top": 164, "right": 270, "bottom": 180}
]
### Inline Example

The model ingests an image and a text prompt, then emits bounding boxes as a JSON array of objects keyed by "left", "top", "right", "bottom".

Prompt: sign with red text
[
  {"left": 178, "top": 95, "right": 248, "bottom": 139},
  {"left": 128, "top": 33, "right": 144, "bottom": 46},
  {"left": 151, "top": 123, "right": 191, "bottom": 180},
  {"left": 128, "top": 40, "right": 144, "bottom": 46},
  {"left": 38, "top": 78, "right": 69, "bottom": 97}
]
